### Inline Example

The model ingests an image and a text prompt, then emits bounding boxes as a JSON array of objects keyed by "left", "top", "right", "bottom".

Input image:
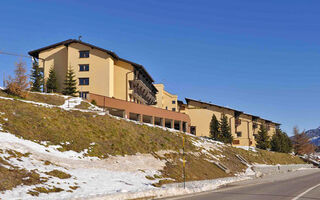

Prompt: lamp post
[{"left": 182, "top": 134, "right": 186, "bottom": 189}]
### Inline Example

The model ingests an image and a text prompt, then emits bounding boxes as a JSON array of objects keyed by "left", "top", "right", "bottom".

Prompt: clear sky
[{"left": 0, "top": 0, "right": 319, "bottom": 135}]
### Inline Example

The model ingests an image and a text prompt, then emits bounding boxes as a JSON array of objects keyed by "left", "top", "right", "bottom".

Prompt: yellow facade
[
  {"left": 38, "top": 43, "right": 120, "bottom": 98},
  {"left": 180, "top": 98, "right": 279, "bottom": 147},
  {"left": 30, "top": 39, "right": 280, "bottom": 146},
  {"left": 113, "top": 60, "right": 134, "bottom": 101},
  {"left": 180, "top": 100, "right": 235, "bottom": 137},
  {"left": 154, "top": 84, "right": 178, "bottom": 111},
  {"left": 67, "top": 43, "right": 114, "bottom": 97},
  {"left": 32, "top": 40, "right": 157, "bottom": 104},
  {"left": 38, "top": 45, "right": 68, "bottom": 92}
]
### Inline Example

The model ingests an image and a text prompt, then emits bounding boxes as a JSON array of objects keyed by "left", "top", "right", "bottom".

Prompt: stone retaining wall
[{"left": 252, "top": 164, "right": 313, "bottom": 176}]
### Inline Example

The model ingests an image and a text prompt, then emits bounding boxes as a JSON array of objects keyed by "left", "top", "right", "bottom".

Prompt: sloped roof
[
  {"left": 185, "top": 98, "right": 281, "bottom": 125},
  {"left": 28, "top": 39, "right": 155, "bottom": 82},
  {"left": 185, "top": 98, "right": 243, "bottom": 113}
]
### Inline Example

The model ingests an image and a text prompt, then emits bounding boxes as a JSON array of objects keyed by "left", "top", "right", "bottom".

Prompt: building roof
[
  {"left": 118, "top": 57, "right": 154, "bottom": 82},
  {"left": 28, "top": 39, "right": 155, "bottom": 82},
  {"left": 185, "top": 98, "right": 243, "bottom": 113},
  {"left": 177, "top": 100, "right": 184, "bottom": 105},
  {"left": 185, "top": 98, "right": 281, "bottom": 125}
]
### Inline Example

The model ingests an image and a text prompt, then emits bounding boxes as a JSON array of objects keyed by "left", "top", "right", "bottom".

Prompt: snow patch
[
  {"left": 59, "top": 97, "right": 82, "bottom": 110},
  {"left": 234, "top": 146, "right": 258, "bottom": 152},
  {"left": 88, "top": 176, "right": 251, "bottom": 200},
  {"left": 0, "top": 131, "right": 96, "bottom": 161},
  {"left": 0, "top": 131, "right": 169, "bottom": 199}
]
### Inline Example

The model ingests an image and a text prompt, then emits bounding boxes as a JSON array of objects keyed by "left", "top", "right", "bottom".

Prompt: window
[
  {"left": 79, "top": 78, "right": 89, "bottom": 85},
  {"left": 172, "top": 108, "right": 176, "bottom": 111},
  {"left": 172, "top": 100, "right": 176, "bottom": 104},
  {"left": 236, "top": 132, "right": 242, "bottom": 137},
  {"left": 190, "top": 126, "right": 196, "bottom": 135},
  {"left": 79, "top": 92, "right": 89, "bottom": 99},
  {"left": 79, "top": 64, "right": 89, "bottom": 71},
  {"left": 165, "top": 106, "right": 168, "bottom": 110},
  {"left": 79, "top": 50, "right": 89, "bottom": 58}
]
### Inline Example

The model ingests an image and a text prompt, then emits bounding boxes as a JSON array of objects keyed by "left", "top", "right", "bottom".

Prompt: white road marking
[{"left": 291, "top": 183, "right": 320, "bottom": 200}]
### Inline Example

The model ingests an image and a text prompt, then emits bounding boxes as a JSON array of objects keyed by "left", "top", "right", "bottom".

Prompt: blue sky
[{"left": 0, "top": 0, "right": 319, "bottom": 135}]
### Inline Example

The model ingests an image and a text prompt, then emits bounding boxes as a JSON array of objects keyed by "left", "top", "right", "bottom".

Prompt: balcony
[{"left": 129, "top": 79, "right": 156, "bottom": 105}]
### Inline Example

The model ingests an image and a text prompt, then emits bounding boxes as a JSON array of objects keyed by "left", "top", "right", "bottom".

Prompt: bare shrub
[{"left": 6, "top": 60, "right": 29, "bottom": 98}]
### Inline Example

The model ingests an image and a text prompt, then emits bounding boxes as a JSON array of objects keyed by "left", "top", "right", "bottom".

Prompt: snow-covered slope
[
  {"left": 0, "top": 93, "right": 250, "bottom": 199},
  {"left": 0, "top": 130, "right": 253, "bottom": 200},
  {"left": 305, "top": 127, "right": 320, "bottom": 147},
  {"left": 0, "top": 91, "right": 307, "bottom": 199}
]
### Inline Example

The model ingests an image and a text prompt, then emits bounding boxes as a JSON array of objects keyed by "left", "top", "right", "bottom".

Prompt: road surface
[{"left": 166, "top": 169, "right": 320, "bottom": 200}]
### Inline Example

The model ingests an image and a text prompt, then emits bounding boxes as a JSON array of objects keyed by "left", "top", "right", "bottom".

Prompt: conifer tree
[
  {"left": 30, "top": 61, "right": 43, "bottom": 92},
  {"left": 256, "top": 124, "right": 270, "bottom": 150},
  {"left": 220, "top": 114, "right": 233, "bottom": 144},
  {"left": 282, "top": 131, "right": 293, "bottom": 153},
  {"left": 210, "top": 113, "right": 220, "bottom": 140},
  {"left": 271, "top": 128, "right": 292, "bottom": 153},
  {"left": 46, "top": 67, "right": 58, "bottom": 93},
  {"left": 63, "top": 67, "right": 78, "bottom": 96},
  {"left": 270, "top": 130, "right": 281, "bottom": 152}
]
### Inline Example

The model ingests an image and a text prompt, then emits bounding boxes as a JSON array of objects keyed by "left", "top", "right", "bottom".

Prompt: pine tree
[
  {"left": 292, "top": 126, "right": 315, "bottom": 155},
  {"left": 220, "top": 114, "right": 233, "bottom": 144},
  {"left": 256, "top": 124, "right": 270, "bottom": 150},
  {"left": 271, "top": 128, "right": 292, "bottom": 153},
  {"left": 210, "top": 113, "right": 220, "bottom": 140},
  {"left": 282, "top": 131, "right": 293, "bottom": 153},
  {"left": 46, "top": 67, "right": 58, "bottom": 93},
  {"left": 270, "top": 130, "right": 282, "bottom": 152},
  {"left": 30, "top": 61, "right": 43, "bottom": 92},
  {"left": 63, "top": 67, "right": 78, "bottom": 96}
]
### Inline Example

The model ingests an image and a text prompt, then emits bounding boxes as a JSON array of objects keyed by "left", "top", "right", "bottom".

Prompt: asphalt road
[{"left": 167, "top": 169, "right": 320, "bottom": 200}]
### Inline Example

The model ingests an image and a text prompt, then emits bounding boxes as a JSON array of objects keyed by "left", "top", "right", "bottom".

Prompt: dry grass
[
  {"left": 69, "top": 185, "right": 79, "bottom": 190},
  {"left": 45, "top": 170, "right": 71, "bottom": 179},
  {"left": 152, "top": 143, "right": 304, "bottom": 186},
  {"left": 159, "top": 153, "right": 230, "bottom": 184},
  {"left": 43, "top": 160, "right": 52, "bottom": 165},
  {"left": 75, "top": 101, "right": 91, "bottom": 109},
  {"left": 0, "top": 93, "right": 306, "bottom": 188},
  {"left": 6, "top": 149, "right": 31, "bottom": 159},
  {"left": 27, "top": 186, "right": 64, "bottom": 196},
  {"left": 0, "top": 98, "right": 195, "bottom": 158},
  {"left": 0, "top": 152, "right": 45, "bottom": 191},
  {"left": 0, "top": 90, "right": 65, "bottom": 105},
  {"left": 228, "top": 147, "right": 305, "bottom": 165},
  {"left": 26, "top": 92, "right": 66, "bottom": 105}
]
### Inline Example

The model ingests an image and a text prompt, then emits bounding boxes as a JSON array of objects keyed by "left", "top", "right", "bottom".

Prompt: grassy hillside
[{"left": 0, "top": 91, "right": 305, "bottom": 196}]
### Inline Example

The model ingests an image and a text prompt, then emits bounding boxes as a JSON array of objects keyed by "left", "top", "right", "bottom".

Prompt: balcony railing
[
  {"left": 136, "top": 72, "right": 157, "bottom": 93},
  {"left": 130, "top": 80, "right": 156, "bottom": 105}
]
